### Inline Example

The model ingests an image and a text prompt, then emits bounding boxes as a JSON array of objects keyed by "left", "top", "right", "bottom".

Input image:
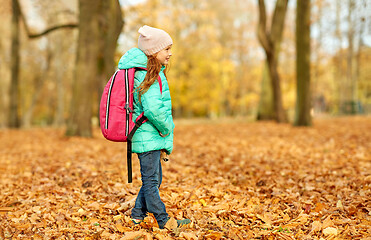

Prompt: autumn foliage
[{"left": 0, "top": 117, "right": 370, "bottom": 239}]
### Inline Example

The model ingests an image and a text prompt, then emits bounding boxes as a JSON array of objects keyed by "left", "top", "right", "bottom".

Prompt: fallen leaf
[
  {"left": 336, "top": 200, "right": 344, "bottom": 210},
  {"left": 114, "top": 223, "right": 125, "bottom": 233},
  {"left": 164, "top": 217, "right": 177, "bottom": 231},
  {"left": 199, "top": 199, "right": 207, "bottom": 206},
  {"left": 77, "top": 208, "right": 85, "bottom": 215},
  {"left": 311, "top": 220, "right": 322, "bottom": 233},
  {"left": 322, "top": 216, "right": 334, "bottom": 229},
  {"left": 179, "top": 232, "right": 198, "bottom": 240},
  {"left": 121, "top": 231, "right": 150, "bottom": 240},
  {"left": 88, "top": 202, "right": 100, "bottom": 211},
  {"left": 204, "top": 231, "right": 223, "bottom": 240},
  {"left": 104, "top": 202, "right": 119, "bottom": 210},
  {"left": 0, "top": 207, "right": 13, "bottom": 212},
  {"left": 323, "top": 227, "right": 338, "bottom": 236}
]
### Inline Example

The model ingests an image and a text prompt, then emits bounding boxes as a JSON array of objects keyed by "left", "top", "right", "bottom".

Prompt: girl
[{"left": 117, "top": 25, "right": 190, "bottom": 229}]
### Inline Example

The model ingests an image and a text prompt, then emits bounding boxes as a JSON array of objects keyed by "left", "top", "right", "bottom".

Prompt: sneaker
[
  {"left": 131, "top": 218, "right": 143, "bottom": 225},
  {"left": 176, "top": 219, "right": 191, "bottom": 227}
]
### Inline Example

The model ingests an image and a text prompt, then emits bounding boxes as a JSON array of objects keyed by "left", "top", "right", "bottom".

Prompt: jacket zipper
[{"left": 105, "top": 70, "right": 118, "bottom": 129}]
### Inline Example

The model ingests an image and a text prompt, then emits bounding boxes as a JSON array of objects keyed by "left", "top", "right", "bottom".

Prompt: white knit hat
[{"left": 138, "top": 25, "right": 173, "bottom": 56}]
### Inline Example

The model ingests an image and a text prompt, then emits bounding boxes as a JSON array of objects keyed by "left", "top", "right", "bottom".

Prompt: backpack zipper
[
  {"left": 125, "top": 69, "right": 129, "bottom": 136},
  {"left": 105, "top": 70, "right": 118, "bottom": 129}
]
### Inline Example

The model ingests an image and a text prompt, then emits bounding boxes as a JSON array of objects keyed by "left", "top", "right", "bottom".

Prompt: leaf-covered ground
[{"left": 0, "top": 117, "right": 370, "bottom": 239}]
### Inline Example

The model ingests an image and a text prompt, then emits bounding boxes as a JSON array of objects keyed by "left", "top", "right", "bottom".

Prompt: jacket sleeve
[{"left": 140, "top": 79, "right": 174, "bottom": 136}]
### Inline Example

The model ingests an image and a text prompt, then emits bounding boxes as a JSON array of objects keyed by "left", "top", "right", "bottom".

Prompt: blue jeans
[{"left": 131, "top": 150, "right": 169, "bottom": 228}]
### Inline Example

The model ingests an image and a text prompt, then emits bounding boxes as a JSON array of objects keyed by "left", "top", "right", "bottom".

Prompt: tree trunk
[
  {"left": 294, "top": 0, "right": 312, "bottom": 126},
  {"left": 65, "top": 0, "right": 102, "bottom": 137},
  {"left": 53, "top": 33, "right": 66, "bottom": 127},
  {"left": 313, "top": 0, "right": 323, "bottom": 115},
  {"left": 0, "top": 25, "right": 5, "bottom": 127},
  {"left": 22, "top": 74, "right": 43, "bottom": 127},
  {"left": 267, "top": 48, "right": 286, "bottom": 122},
  {"left": 355, "top": 7, "right": 366, "bottom": 110},
  {"left": 257, "top": 63, "right": 275, "bottom": 120},
  {"left": 335, "top": 0, "right": 345, "bottom": 114},
  {"left": 96, "top": 0, "right": 123, "bottom": 123},
  {"left": 347, "top": 0, "right": 356, "bottom": 113},
  {"left": 257, "top": 0, "right": 288, "bottom": 123},
  {"left": 8, "top": 0, "right": 21, "bottom": 128},
  {"left": 66, "top": 0, "right": 123, "bottom": 137},
  {"left": 23, "top": 47, "right": 53, "bottom": 127}
]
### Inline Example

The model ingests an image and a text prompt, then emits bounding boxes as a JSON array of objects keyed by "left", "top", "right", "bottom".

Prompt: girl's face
[{"left": 156, "top": 45, "right": 172, "bottom": 65}]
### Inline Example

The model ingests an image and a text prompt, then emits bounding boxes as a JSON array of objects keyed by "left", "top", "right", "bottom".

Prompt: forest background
[{"left": 0, "top": 0, "right": 370, "bottom": 130}]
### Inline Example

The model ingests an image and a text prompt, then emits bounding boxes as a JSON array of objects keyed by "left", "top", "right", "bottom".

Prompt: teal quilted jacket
[{"left": 118, "top": 48, "right": 174, "bottom": 154}]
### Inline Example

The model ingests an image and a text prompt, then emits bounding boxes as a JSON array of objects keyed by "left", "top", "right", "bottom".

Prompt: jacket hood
[{"left": 118, "top": 48, "right": 147, "bottom": 69}]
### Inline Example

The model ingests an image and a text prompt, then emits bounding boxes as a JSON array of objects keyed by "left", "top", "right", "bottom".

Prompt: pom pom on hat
[{"left": 138, "top": 25, "right": 173, "bottom": 56}]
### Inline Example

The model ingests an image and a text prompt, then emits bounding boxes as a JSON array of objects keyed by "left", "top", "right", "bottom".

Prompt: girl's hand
[
  {"left": 161, "top": 150, "right": 169, "bottom": 162},
  {"left": 159, "top": 132, "right": 169, "bottom": 137}
]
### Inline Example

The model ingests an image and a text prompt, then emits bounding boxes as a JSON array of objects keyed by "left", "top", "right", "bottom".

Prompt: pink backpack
[{"left": 99, "top": 68, "right": 162, "bottom": 183}]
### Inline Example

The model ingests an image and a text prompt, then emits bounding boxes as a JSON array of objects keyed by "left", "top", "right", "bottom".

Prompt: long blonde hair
[{"left": 137, "top": 54, "right": 168, "bottom": 102}]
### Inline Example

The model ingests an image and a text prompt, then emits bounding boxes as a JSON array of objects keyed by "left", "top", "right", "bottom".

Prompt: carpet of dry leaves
[{"left": 0, "top": 117, "right": 370, "bottom": 240}]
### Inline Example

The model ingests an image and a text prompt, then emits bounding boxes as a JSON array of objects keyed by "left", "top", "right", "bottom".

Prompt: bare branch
[
  {"left": 27, "top": 24, "right": 78, "bottom": 38},
  {"left": 257, "top": 0, "right": 271, "bottom": 52},
  {"left": 271, "top": 0, "right": 289, "bottom": 45},
  {"left": 17, "top": 0, "right": 78, "bottom": 39}
]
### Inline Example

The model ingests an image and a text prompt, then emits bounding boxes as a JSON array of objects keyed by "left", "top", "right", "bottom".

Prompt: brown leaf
[
  {"left": 336, "top": 200, "right": 344, "bottom": 211},
  {"left": 103, "top": 202, "right": 119, "bottom": 210},
  {"left": 121, "top": 231, "right": 147, "bottom": 240},
  {"left": 164, "top": 217, "right": 177, "bottom": 231},
  {"left": 204, "top": 231, "right": 223, "bottom": 240},
  {"left": 322, "top": 216, "right": 334, "bottom": 229},
  {"left": 88, "top": 202, "right": 100, "bottom": 211},
  {"left": 179, "top": 232, "right": 198, "bottom": 240},
  {"left": 14, "top": 222, "right": 31, "bottom": 231},
  {"left": 303, "top": 204, "right": 311, "bottom": 214},
  {"left": 0, "top": 207, "right": 13, "bottom": 212},
  {"left": 310, "top": 220, "right": 322, "bottom": 233},
  {"left": 115, "top": 223, "right": 130, "bottom": 233}
]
